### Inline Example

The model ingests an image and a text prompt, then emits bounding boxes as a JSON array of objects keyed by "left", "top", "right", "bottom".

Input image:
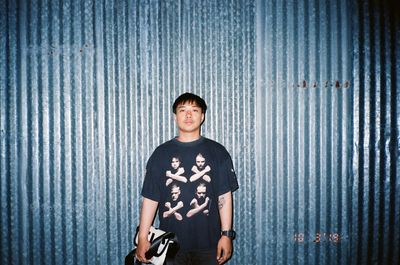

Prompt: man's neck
[{"left": 176, "top": 132, "right": 201, "bottom": 142}]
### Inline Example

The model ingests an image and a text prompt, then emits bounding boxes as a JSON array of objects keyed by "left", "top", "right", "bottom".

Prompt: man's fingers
[
  {"left": 217, "top": 245, "right": 227, "bottom": 264},
  {"left": 218, "top": 249, "right": 232, "bottom": 264},
  {"left": 217, "top": 247, "right": 232, "bottom": 264},
  {"left": 216, "top": 244, "right": 222, "bottom": 260},
  {"left": 218, "top": 255, "right": 226, "bottom": 265},
  {"left": 136, "top": 254, "right": 149, "bottom": 264}
]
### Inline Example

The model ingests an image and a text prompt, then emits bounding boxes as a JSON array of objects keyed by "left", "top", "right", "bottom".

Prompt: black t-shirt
[{"left": 141, "top": 137, "right": 239, "bottom": 251}]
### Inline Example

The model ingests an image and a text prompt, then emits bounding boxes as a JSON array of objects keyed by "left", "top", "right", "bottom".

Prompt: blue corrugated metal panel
[
  {"left": 0, "top": 0, "right": 255, "bottom": 264},
  {"left": 255, "top": 0, "right": 399, "bottom": 265},
  {"left": 256, "top": 0, "right": 352, "bottom": 263},
  {"left": 1, "top": 0, "right": 399, "bottom": 265},
  {"left": 351, "top": 1, "right": 400, "bottom": 265}
]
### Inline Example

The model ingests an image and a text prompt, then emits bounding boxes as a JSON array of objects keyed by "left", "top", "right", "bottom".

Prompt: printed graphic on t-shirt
[
  {"left": 163, "top": 184, "right": 184, "bottom": 221},
  {"left": 163, "top": 153, "right": 214, "bottom": 220},
  {"left": 186, "top": 182, "right": 210, "bottom": 218},
  {"left": 165, "top": 156, "right": 187, "bottom": 186},
  {"left": 189, "top": 153, "right": 211, "bottom": 183}
]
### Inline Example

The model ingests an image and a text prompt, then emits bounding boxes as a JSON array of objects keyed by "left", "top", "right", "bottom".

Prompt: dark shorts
[{"left": 165, "top": 249, "right": 218, "bottom": 265}]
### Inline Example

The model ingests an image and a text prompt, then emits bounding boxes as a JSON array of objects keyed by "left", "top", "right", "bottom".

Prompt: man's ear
[
  {"left": 174, "top": 114, "right": 177, "bottom": 122},
  {"left": 201, "top": 113, "right": 205, "bottom": 123}
]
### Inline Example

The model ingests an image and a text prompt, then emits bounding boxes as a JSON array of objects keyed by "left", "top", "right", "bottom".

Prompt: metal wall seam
[
  {"left": 390, "top": 4, "right": 400, "bottom": 264},
  {"left": 0, "top": 0, "right": 9, "bottom": 262},
  {"left": 9, "top": 1, "right": 22, "bottom": 265},
  {"left": 380, "top": 6, "right": 392, "bottom": 263}
]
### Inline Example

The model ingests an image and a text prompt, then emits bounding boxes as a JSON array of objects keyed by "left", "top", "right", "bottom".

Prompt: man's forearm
[
  {"left": 138, "top": 197, "right": 159, "bottom": 240},
  {"left": 218, "top": 191, "right": 232, "bottom": 231}
]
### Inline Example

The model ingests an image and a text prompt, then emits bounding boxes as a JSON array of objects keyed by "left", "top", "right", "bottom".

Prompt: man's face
[
  {"left": 174, "top": 102, "right": 204, "bottom": 135},
  {"left": 171, "top": 186, "right": 181, "bottom": 201},
  {"left": 196, "top": 185, "right": 206, "bottom": 199},
  {"left": 171, "top": 157, "right": 180, "bottom": 169},
  {"left": 196, "top": 155, "right": 205, "bottom": 169}
]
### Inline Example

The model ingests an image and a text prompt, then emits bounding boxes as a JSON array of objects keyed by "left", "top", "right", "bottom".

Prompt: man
[
  {"left": 136, "top": 93, "right": 239, "bottom": 265},
  {"left": 166, "top": 156, "right": 187, "bottom": 186},
  {"left": 186, "top": 183, "right": 210, "bottom": 218},
  {"left": 163, "top": 184, "right": 184, "bottom": 221},
  {"left": 190, "top": 154, "right": 211, "bottom": 182}
]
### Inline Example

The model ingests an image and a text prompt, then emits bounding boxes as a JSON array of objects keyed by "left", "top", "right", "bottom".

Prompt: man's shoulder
[
  {"left": 146, "top": 139, "right": 175, "bottom": 166},
  {"left": 152, "top": 139, "right": 176, "bottom": 153},
  {"left": 202, "top": 137, "right": 230, "bottom": 154}
]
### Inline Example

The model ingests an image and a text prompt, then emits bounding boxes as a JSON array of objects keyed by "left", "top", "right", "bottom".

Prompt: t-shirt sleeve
[
  {"left": 217, "top": 150, "right": 239, "bottom": 196},
  {"left": 141, "top": 153, "right": 161, "bottom": 202}
]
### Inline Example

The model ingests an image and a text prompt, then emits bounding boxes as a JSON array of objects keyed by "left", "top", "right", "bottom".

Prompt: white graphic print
[
  {"left": 163, "top": 184, "right": 184, "bottom": 221},
  {"left": 189, "top": 153, "right": 211, "bottom": 182},
  {"left": 166, "top": 156, "right": 187, "bottom": 186},
  {"left": 186, "top": 183, "right": 210, "bottom": 218}
]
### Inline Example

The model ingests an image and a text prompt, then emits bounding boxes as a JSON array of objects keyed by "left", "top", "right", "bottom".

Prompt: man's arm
[
  {"left": 186, "top": 197, "right": 210, "bottom": 217},
  {"left": 136, "top": 197, "right": 159, "bottom": 263},
  {"left": 167, "top": 168, "right": 187, "bottom": 183},
  {"left": 217, "top": 191, "right": 233, "bottom": 264},
  {"left": 189, "top": 165, "right": 211, "bottom": 182}
]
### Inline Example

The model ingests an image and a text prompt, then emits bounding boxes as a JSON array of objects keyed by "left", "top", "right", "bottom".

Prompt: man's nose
[{"left": 186, "top": 110, "right": 192, "bottom": 116}]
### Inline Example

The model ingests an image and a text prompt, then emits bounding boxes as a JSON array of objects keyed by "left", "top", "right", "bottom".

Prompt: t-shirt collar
[{"left": 172, "top": 136, "right": 205, "bottom": 147}]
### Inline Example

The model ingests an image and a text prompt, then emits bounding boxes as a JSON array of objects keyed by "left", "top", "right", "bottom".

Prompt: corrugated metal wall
[
  {"left": 350, "top": 1, "right": 400, "bottom": 264},
  {"left": 1, "top": 0, "right": 399, "bottom": 265},
  {"left": 255, "top": 0, "right": 399, "bottom": 265},
  {"left": 0, "top": 0, "right": 255, "bottom": 264},
  {"left": 256, "top": 0, "right": 353, "bottom": 264}
]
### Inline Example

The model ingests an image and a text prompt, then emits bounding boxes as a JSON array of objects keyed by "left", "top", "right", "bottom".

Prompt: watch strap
[{"left": 221, "top": 230, "right": 236, "bottom": 240}]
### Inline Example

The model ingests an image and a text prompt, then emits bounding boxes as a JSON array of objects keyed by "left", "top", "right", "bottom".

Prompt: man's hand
[
  {"left": 136, "top": 198, "right": 159, "bottom": 263},
  {"left": 216, "top": 236, "right": 232, "bottom": 264},
  {"left": 136, "top": 237, "right": 151, "bottom": 263}
]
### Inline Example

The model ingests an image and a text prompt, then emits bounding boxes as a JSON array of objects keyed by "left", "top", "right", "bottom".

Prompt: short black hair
[{"left": 172, "top": 93, "right": 207, "bottom": 114}]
